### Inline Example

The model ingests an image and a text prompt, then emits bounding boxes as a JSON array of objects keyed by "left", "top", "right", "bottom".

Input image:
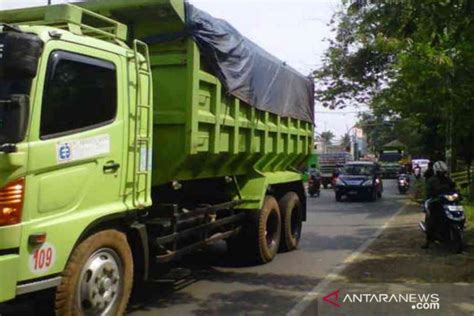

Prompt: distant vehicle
[
  {"left": 412, "top": 159, "right": 430, "bottom": 173},
  {"left": 334, "top": 161, "right": 383, "bottom": 202},
  {"left": 378, "top": 150, "right": 402, "bottom": 178},
  {"left": 397, "top": 173, "right": 410, "bottom": 194},
  {"left": 319, "top": 152, "right": 353, "bottom": 188}
]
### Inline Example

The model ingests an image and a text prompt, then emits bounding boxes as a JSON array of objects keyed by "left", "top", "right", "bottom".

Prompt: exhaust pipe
[{"left": 418, "top": 221, "right": 426, "bottom": 232}]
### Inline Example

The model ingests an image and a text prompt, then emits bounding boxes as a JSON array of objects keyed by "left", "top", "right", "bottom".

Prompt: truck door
[{"left": 17, "top": 43, "right": 127, "bottom": 279}]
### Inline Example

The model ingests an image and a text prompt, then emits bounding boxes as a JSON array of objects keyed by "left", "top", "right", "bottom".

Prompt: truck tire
[
  {"left": 253, "top": 196, "right": 281, "bottom": 263},
  {"left": 278, "top": 192, "right": 302, "bottom": 252},
  {"left": 335, "top": 192, "right": 342, "bottom": 202},
  {"left": 55, "top": 230, "right": 133, "bottom": 316}
]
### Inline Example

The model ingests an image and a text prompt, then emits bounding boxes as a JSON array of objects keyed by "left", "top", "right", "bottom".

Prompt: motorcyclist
[
  {"left": 308, "top": 165, "right": 321, "bottom": 197},
  {"left": 424, "top": 161, "right": 434, "bottom": 181},
  {"left": 413, "top": 164, "right": 422, "bottom": 179},
  {"left": 422, "top": 161, "right": 456, "bottom": 249},
  {"left": 398, "top": 165, "right": 408, "bottom": 175}
]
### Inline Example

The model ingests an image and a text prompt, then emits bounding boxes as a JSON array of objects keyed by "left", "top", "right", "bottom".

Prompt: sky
[{"left": 0, "top": 0, "right": 367, "bottom": 139}]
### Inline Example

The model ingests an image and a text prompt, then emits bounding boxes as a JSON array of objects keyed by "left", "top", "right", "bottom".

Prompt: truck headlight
[{"left": 335, "top": 178, "right": 345, "bottom": 186}]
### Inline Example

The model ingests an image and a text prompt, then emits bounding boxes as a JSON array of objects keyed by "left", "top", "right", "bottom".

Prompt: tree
[
  {"left": 320, "top": 131, "right": 335, "bottom": 145},
  {"left": 314, "top": 0, "right": 474, "bottom": 170},
  {"left": 340, "top": 133, "right": 351, "bottom": 150}
]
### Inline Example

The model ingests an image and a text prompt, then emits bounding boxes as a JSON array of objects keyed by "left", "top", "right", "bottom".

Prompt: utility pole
[
  {"left": 445, "top": 71, "right": 454, "bottom": 173},
  {"left": 48, "top": 0, "right": 52, "bottom": 5}
]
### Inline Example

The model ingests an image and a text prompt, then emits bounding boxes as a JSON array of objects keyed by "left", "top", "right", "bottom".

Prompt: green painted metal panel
[
  {"left": 118, "top": 1, "right": 313, "bottom": 186},
  {"left": 151, "top": 45, "right": 313, "bottom": 185},
  {"left": 0, "top": 255, "right": 19, "bottom": 302}
]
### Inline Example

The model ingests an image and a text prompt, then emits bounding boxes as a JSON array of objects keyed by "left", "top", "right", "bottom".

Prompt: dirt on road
[{"left": 339, "top": 202, "right": 474, "bottom": 283}]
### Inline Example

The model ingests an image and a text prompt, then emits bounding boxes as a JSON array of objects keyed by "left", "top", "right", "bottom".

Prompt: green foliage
[
  {"left": 340, "top": 133, "right": 351, "bottom": 149},
  {"left": 412, "top": 179, "right": 426, "bottom": 202},
  {"left": 315, "top": 0, "right": 474, "bottom": 165}
]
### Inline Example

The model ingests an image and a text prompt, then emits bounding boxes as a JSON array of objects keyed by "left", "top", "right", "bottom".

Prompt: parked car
[{"left": 334, "top": 161, "right": 383, "bottom": 202}]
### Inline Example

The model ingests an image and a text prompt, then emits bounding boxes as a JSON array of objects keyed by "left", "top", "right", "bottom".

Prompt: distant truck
[
  {"left": 0, "top": 2, "right": 314, "bottom": 314},
  {"left": 319, "top": 152, "right": 353, "bottom": 188},
  {"left": 378, "top": 150, "right": 403, "bottom": 178},
  {"left": 378, "top": 140, "right": 406, "bottom": 178}
]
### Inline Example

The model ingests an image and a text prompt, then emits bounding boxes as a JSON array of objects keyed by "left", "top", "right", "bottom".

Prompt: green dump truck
[{"left": 0, "top": 1, "right": 314, "bottom": 313}]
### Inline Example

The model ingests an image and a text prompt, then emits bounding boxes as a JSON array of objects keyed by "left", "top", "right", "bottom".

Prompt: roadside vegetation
[
  {"left": 314, "top": 0, "right": 473, "bottom": 170},
  {"left": 313, "top": 2, "right": 474, "bottom": 282},
  {"left": 340, "top": 203, "right": 474, "bottom": 284},
  {"left": 466, "top": 203, "right": 474, "bottom": 239}
]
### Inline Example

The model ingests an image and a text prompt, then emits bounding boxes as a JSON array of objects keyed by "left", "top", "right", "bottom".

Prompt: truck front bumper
[{"left": 0, "top": 254, "right": 19, "bottom": 302}]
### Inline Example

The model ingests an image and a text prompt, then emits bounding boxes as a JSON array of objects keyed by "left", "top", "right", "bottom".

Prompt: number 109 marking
[{"left": 29, "top": 243, "right": 56, "bottom": 274}]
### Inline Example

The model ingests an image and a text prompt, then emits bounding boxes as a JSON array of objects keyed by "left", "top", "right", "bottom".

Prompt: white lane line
[{"left": 287, "top": 202, "right": 409, "bottom": 316}]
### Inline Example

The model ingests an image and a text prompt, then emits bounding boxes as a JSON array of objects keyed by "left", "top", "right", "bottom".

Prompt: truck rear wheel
[
  {"left": 227, "top": 196, "right": 281, "bottom": 264},
  {"left": 253, "top": 196, "right": 282, "bottom": 263},
  {"left": 278, "top": 192, "right": 302, "bottom": 252},
  {"left": 55, "top": 230, "right": 133, "bottom": 316}
]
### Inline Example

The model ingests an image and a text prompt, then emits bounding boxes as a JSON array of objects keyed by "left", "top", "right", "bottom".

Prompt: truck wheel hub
[{"left": 78, "top": 248, "right": 122, "bottom": 315}]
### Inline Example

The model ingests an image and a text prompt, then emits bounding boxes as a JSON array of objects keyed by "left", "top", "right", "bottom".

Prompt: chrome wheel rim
[{"left": 77, "top": 248, "right": 123, "bottom": 315}]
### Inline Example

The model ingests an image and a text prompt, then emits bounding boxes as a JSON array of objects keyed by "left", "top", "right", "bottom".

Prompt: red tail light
[{"left": 0, "top": 178, "right": 25, "bottom": 227}]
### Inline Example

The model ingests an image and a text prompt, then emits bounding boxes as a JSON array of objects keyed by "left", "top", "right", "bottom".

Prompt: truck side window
[{"left": 40, "top": 51, "right": 117, "bottom": 138}]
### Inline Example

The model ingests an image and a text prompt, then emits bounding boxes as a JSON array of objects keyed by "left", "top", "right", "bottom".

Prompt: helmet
[{"left": 433, "top": 161, "right": 448, "bottom": 174}]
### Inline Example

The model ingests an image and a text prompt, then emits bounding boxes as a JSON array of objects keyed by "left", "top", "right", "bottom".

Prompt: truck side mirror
[
  {"left": 0, "top": 95, "right": 30, "bottom": 145},
  {"left": 0, "top": 30, "right": 43, "bottom": 80}
]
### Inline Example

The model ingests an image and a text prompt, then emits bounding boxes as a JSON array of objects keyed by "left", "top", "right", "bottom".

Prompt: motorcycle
[
  {"left": 397, "top": 174, "right": 410, "bottom": 194},
  {"left": 308, "top": 175, "right": 321, "bottom": 197},
  {"left": 419, "top": 193, "right": 466, "bottom": 253}
]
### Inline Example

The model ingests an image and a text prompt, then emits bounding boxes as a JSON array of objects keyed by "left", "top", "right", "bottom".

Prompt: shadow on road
[
  {"left": 127, "top": 243, "right": 322, "bottom": 314},
  {"left": 300, "top": 227, "right": 378, "bottom": 251}
]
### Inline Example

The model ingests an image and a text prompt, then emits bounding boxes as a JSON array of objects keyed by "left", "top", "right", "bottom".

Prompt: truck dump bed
[
  {"left": 109, "top": 0, "right": 314, "bottom": 185},
  {"left": 1, "top": 0, "right": 314, "bottom": 186}
]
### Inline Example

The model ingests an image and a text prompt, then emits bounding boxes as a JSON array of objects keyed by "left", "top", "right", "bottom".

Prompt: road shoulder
[{"left": 339, "top": 201, "right": 474, "bottom": 283}]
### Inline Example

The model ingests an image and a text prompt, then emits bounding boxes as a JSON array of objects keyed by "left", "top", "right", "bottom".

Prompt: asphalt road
[
  {"left": 0, "top": 180, "right": 407, "bottom": 316},
  {"left": 127, "top": 179, "right": 407, "bottom": 316}
]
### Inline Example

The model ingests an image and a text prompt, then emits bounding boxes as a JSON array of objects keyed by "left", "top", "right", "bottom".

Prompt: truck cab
[{"left": 0, "top": 6, "right": 151, "bottom": 305}]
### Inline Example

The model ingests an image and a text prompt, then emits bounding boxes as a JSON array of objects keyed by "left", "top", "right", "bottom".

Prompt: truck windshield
[
  {"left": 342, "top": 165, "right": 374, "bottom": 176},
  {"left": 379, "top": 153, "right": 401, "bottom": 162}
]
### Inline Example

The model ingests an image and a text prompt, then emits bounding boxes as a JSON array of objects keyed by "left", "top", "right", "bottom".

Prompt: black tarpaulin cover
[{"left": 185, "top": 3, "right": 315, "bottom": 123}]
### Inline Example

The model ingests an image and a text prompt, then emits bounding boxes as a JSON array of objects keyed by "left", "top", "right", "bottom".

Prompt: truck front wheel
[
  {"left": 279, "top": 192, "right": 302, "bottom": 252},
  {"left": 55, "top": 230, "right": 133, "bottom": 316}
]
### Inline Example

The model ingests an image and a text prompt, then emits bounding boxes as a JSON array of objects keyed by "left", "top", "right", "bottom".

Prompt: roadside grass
[
  {"left": 465, "top": 202, "right": 474, "bottom": 240},
  {"left": 410, "top": 179, "right": 425, "bottom": 203}
]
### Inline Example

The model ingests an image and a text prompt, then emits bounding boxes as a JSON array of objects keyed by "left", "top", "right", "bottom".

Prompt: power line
[{"left": 314, "top": 111, "right": 366, "bottom": 114}]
